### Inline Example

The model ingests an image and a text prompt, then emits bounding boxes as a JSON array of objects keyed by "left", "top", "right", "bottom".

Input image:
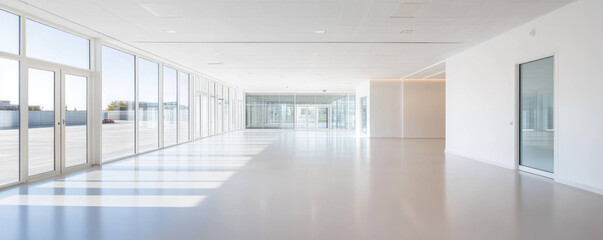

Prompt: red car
[{"left": 102, "top": 119, "right": 115, "bottom": 124}]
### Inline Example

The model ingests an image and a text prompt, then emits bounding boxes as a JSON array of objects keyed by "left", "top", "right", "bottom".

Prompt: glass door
[
  {"left": 27, "top": 66, "right": 89, "bottom": 179},
  {"left": 296, "top": 106, "right": 307, "bottom": 129},
  {"left": 317, "top": 106, "right": 329, "bottom": 129},
  {"left": 519, "top": 56, "right": 554, "bottom": 174},
  {"left": 62, "top": 72, "right": 89, "bottom": 169},
  {"left": 27, "top": 67, "right": 59, "bottom": 177},
  {"left": 307, "top": 106, "right": 317, "bottom": 129}
]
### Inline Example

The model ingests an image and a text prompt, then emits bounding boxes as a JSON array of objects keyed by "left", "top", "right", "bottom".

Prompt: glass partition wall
[
  {"left": 246, "top": 94, "right": 355, "bottom": 130},
  {"left": 0, "top": 7, "right": 245, "bottom": 189}
]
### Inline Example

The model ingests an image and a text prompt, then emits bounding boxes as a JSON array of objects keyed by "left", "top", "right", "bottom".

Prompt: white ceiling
[{"left": 3, "top": 0, "right": 574, "bottom": 92}]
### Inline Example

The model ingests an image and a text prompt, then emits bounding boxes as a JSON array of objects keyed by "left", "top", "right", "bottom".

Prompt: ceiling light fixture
[{"left": 314, "top": 30, "right": 327, "bottom": 34}]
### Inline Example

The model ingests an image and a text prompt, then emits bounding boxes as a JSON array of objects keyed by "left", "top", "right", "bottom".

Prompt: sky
[{"left": 1, "top": 11, "right": 191, "bottom": 113}]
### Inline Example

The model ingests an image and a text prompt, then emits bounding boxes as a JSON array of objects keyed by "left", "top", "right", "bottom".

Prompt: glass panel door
[
  {"left": 63, "top": 73, "right": 88, "bottom": 168},
  {"left": 296, "top": 106, "right": 307, "bottom": 129},
  {"left": 307, "top": 106, "right": 317, "bottom": 129},
  {"left": 318, "top": 106, "right": 329, "bottom": 129},
  {"left": 28, "top": 68, "right": 58, "bottom": 176},
  {"left": 519, "top": 56, "right": 554, "bottom": 173},
  {"left": 0, "top": 58, "right": 20, "bottom": 186}
]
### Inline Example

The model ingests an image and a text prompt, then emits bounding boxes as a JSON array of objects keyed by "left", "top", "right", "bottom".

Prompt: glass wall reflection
[{"left": 246, "top": 94, "right": 355, "bottom": 130}]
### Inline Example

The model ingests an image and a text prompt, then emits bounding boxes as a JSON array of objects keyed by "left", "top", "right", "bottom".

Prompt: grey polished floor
[{"left": 0, "top": 130, "right": 602, "bottom": 240}]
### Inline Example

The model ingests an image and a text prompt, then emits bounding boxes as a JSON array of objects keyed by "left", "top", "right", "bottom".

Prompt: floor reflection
[{"left": 0, "top": 130, "right": 602, "bottom": 240}]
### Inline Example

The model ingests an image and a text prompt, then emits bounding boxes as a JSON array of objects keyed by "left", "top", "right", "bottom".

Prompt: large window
[
  {"left": 101, "top": 46, "right": 135, "bottom": 161},
  {"left": 245, "top": 94, "right": 353, "bottom": 130},
  {"left": 138, "top": 58, "right": 159, "bottom": 152},
  {"left": 178, "top": 72, "right": 189, "bottom": 143},
  {"left": 0, "top": 7, "right": 246, "bottom": 188},
  {"left": 0, "top": 9, "right": 19, "bottom": 55},
  {"left": 0, "top": 58, "right": 20, "bottom": 185},
  {"left": 163, "top": 67, "right": 178, "bottom": 146},
  {"left": 26, "top": 19, "right": 89, "bottom": 69}
]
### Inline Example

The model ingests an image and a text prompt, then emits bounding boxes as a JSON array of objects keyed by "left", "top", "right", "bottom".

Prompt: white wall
[
  {"left": 356, "top": 79, "right": 445, "bottom": 139},
  {"left": 369, "top": 80, "right": 404, "bottom": 138},
  {"left": 446, "top": 0, "right": 603, "bottom": 193},
  {"left": 403, "top": 79, "right": 446, "bottom": 138}
]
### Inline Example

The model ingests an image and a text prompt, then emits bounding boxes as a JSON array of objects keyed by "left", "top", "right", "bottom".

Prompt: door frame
[
  {"left": 514, "top": 52, "right": 559, "bottom": 179},
  {"left": 22, "top": 61, "right": 92, "bottom": 183},
  {"left": 60, "top": 69, "right": 93, "bottom": 175},
  {"left": 295, "top": 105, "right": 307, "bottom": 130},
  {"left": 316, "top": 105, "right": 331, "bottom": 130},
  {"left": 23, "top": 64, "right": 61, "bottom": 182},
  {"left": 295, "top": 104, "right": 331, "bottom": 130}
]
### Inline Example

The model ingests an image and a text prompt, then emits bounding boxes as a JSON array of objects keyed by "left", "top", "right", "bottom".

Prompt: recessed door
[{"left": 519, "top": 56, "right": 554, "bottom": 174}]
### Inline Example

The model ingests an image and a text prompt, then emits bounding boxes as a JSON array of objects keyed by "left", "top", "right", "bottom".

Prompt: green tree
[{"left": 106, "top": 101, "right": 128, "bottom": 111}]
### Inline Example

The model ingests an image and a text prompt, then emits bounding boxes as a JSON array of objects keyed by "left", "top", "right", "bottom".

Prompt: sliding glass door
[{"left": 519, "top": 56, "right": 555, "bottom": 174}]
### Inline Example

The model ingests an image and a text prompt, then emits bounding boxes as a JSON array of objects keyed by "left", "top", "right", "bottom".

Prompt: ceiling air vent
[{"left": 390, "top": 3, "right": 427, "bottom": 18}]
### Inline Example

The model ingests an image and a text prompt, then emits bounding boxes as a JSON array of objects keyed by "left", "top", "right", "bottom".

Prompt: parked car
[{"left": 102, "top": 119, "right": 115, "bottom": 124}]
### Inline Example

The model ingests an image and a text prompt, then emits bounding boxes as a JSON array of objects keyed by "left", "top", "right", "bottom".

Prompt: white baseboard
[
  {"left": 556, "top": 177, "right": 603, "bottom": 196},
  {"left": 444, "top": 149, "right": 516, "bottom": 170},
  {"left": 444, "top": 149, "right": 603, "bottom": 196}
]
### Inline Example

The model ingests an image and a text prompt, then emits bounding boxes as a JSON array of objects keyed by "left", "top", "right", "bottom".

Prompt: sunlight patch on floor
[{"left": 0, "top": 195, "right": 205, "bottom": 207}]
